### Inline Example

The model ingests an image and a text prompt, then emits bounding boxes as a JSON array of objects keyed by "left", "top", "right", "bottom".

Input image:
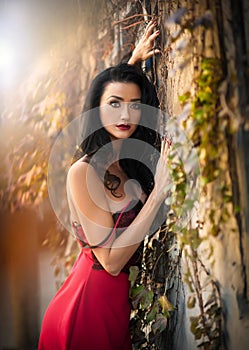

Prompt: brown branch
[
  {"left": 112, "top": 13, "right": 154, "bottom": 26},
  {"left": 121, "top": 21, "right": 146, "bottom": 30}
]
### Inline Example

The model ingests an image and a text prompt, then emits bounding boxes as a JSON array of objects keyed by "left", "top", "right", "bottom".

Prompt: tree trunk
[{"left": 150, "top": 0, "right": 249, "bottom": 349}]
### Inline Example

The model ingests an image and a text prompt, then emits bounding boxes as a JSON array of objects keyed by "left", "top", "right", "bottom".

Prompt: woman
[{"left": 39, "top": 21, "right": 171, "bottom": 350}]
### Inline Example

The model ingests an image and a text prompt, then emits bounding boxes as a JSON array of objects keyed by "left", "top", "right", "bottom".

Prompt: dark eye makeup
[
  {"left": 109, "top": 100, "right": 121, "bottom": 108},
  {"left": 108, "top": 100, "right": 141, "bottom": 110}
]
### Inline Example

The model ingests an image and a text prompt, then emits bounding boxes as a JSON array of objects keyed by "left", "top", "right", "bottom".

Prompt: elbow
[
  {"left": 109, "top": 271, "right": 120, "bottom": 277},
  {"left": 105, "top": 264, "right": 121, "bottom": 277}
]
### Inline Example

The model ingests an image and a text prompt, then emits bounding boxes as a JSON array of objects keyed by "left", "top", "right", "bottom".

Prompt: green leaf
[
  {"left": 178, "top": 91, "right": 191, "bottom": 104},
  {"left": 129, "top": 266, "right": 140, "bottom": 289},
  {"left": 147, "top": 303, "right": 159, "bottom": 322},
  {"left": 131, "top": 285, "right": 154, "bottom": 310},
  {"left": 234, "top": 205, "right": 240, "bottom": 213},
  {"left": 152, "top": 314, "right": 167, "bottom": 334}
]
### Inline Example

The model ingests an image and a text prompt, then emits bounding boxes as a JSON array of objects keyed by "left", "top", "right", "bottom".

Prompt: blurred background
[
  {"left": 0, "top": 0, "right": 128, "bottom": 348},
  {"left": 1, "top": 0, "right": 248, "bottom": 349},
  {"left": 0, "top": 0, "right": 148, "bottom": 347}
]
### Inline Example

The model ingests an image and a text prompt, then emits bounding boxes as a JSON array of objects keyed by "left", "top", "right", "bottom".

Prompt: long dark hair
[{"left": 75, "top": 63, "right": 161, "bottom": 197}]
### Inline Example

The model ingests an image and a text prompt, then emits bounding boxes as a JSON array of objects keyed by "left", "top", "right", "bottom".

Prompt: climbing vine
[
  {"left": 128, "top": 3, "right": 237, "bottom": 349},
  {"left": 178, "top": 55, "right": 230, "bottom": 349}
]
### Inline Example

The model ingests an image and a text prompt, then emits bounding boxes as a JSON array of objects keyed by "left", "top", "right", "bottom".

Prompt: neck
[
  {"left": 110, "top": 139, "right": 123, "bottom": 170},
  {"left": 111, "top": 138, "right": 123, "bottom": 157}
]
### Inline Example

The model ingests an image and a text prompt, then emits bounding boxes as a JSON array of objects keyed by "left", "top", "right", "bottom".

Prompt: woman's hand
[
  {"left": 153, "top": 136, "right": 172, "bottom": 202},
  {"left": 128, "top": 20, "right": 161, "bottom": 65}
]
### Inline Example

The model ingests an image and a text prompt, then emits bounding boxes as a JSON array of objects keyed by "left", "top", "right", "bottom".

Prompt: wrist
[
  {"left": 150, "top": 187, "right": 165, "bottom": 206},
  {"left": 128, "top": 54, "right": 142, "bottom": 66}
]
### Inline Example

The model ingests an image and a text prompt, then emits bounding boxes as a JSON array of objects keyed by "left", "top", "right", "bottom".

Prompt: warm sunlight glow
[
  {"left": 0, "top": 39, "right": 15, "bottom": 72},
  {"left": 0, "top": 39, "right": 17, "bottom": 86}
]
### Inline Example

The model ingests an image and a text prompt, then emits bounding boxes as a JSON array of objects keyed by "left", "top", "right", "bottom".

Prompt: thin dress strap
[{"left": 72, "top": 200, "right": 131, "bottom": 249}]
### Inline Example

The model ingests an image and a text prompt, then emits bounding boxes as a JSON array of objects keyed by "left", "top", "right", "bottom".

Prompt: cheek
[
  {"left": 99, "top": 106, "right": 115, "bottom": 127},
  {"left": 130, "top": 110, "right": 141, "bottom": 124},
  {"left": 100, "top": 103, "right": 124, "bottom": 120}
]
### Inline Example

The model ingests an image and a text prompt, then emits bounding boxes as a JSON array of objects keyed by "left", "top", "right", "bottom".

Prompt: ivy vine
[{"left": 128, "top": 6, "right": 233, "bottom": 350}]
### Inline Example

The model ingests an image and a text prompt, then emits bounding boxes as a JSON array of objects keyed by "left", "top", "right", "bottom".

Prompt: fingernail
[{"left": 156, "top": 30, "right": 160, "bottom": 34}]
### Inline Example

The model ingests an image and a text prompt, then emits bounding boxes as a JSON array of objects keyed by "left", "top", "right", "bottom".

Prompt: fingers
[
  {"left": 144, "top": 20, "right": 158, "bottom": 39},
  {"left": 149, "top": 30, "right": 160, "bottom": 42},
  {"left": 161, "top": 139, "right": 167, "bottom": 160},
  {"left": 161, "top": 135, "right": 173, "bottom": 159},
  {"left": 143, "top": 20, "right": 161, "bottom": 57},
  {"left": 145, "top": 49, "right": 160, "bottom": 59},
  {"left": 163, "top": 139, "right": 170, "bottom": 159},
  {"left": 160, "top": 137, "right": 165, "bottom": 155}
]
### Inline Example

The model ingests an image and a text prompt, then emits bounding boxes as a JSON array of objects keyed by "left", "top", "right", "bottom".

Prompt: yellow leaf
[{"left": 158, "top": 295, "right": 174, "bottom": 313}]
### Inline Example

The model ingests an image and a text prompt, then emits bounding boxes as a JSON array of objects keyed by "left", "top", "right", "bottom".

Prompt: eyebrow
[{"left": 107, "top": 95, "right": 141, "bottom": 102}]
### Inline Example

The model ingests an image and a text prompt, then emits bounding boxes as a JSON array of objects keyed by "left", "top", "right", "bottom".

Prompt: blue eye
[
  {"left": 109, "top": 101, "right": 120, "bottom": 108},
  {"left": 130, "top": 103, "right": 141, "bottom": 110}
]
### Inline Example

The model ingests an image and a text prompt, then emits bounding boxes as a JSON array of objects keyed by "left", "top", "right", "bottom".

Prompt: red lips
[{"left": 116, "top": 124, "right": 131, "bottom": 130}]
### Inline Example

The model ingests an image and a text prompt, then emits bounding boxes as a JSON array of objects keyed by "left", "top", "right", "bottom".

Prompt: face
[{"left": 99, "top": 82, "right": 141, "bottom": 140}]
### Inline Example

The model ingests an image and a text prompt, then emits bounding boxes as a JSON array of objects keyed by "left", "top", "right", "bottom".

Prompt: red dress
[{"left": 38, "top": 200, "right": 143, "bottom": 350}]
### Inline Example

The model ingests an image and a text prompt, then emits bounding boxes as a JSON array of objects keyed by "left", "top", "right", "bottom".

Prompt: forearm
[
  {"left": 68, "top": 139, "right": 171, "bottom": 276},
  {"left": 105, "top": 190, "right": 163, "bottom": 275}
]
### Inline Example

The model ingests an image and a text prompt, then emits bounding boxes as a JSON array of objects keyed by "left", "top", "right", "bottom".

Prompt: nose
[{"left": 120, "top": 103, "right": 130, "bottom": 122}]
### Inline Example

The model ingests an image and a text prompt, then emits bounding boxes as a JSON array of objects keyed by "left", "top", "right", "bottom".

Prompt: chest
[{"left": 104, "top": 168, "right": 146, "bottom": 214}]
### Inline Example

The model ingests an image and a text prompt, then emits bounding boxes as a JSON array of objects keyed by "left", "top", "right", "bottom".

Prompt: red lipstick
[{"left": 116, "top": 124, "right": 131, "bottom": 130}]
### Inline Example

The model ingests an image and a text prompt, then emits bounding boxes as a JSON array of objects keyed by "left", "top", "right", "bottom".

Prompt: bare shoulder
[
  {"left": 67, "top": 159, "right": 101, "bottom": 185},
  {"left": 67, "top": 159, "right": 109, "bottom": 212}
]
